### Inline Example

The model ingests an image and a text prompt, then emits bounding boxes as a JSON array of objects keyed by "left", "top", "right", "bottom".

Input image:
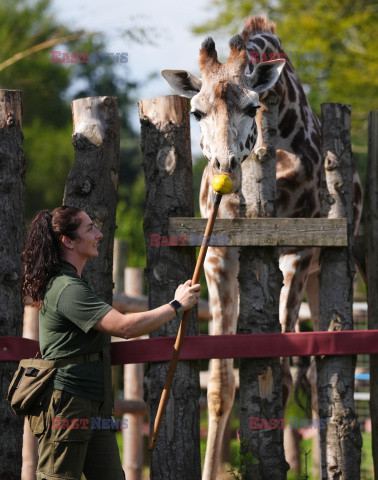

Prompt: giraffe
[{"left": 162, "top": 16, "right": 363, "bottom": 479}]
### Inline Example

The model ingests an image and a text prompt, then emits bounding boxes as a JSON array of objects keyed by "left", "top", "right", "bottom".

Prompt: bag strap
[{"left": 19, "top": 352, "right": 101, "bottom": 369}]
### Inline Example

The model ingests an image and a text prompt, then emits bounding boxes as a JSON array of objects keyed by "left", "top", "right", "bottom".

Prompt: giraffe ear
[
  {"left": 162, "top": 70, "right": 202, "bottom": 98},
  {"left": 245, "top": 59, "right": 285, "bottom": 94}
]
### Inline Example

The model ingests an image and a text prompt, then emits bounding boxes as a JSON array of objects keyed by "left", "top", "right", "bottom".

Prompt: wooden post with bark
[
  {"left": 0, "top": 90, "right": 25, "bottom": 480},
  {"left": 317, "top": 103, "right": 362, "bottom": 479},
  {"left": 64, "top": 95, "right": 120, "bottom": 417},
  {"left": 238, "top": 92, "right": 288, "bottom": 479},
  {"left": 123, "top": 267, "right": 145, "bottom": 480},
  {"left": 366, "top": 110, "right": 378, "bottom": 477},
  {"left": 139, "top": 95, "right": 201, "bottom": 479}
]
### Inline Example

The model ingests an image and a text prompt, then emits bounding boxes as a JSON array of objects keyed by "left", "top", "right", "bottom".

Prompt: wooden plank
[{"left": 168, "top": 217, "right": 347, "bottom": 247}]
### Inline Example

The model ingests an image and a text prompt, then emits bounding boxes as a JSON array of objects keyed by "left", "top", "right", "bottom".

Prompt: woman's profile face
[{"left": 71, "top": 211, "right": 103, "bottom": 260}]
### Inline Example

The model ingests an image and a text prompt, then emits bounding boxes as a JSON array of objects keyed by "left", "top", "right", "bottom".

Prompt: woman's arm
[
  {"left": 93, "top": 304, "right": 178, "bottom": 339},
  {"left": 92, "top": 280, "right": 201, "bottom": 339}
]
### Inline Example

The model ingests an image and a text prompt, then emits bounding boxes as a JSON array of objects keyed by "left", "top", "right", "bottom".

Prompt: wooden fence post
[
  {"left": 64, "top": 95, "right": 120, "bottom": 418},
  {"left": 21, "top": 305, "right": 39, "bottom": 480},
  {"left": 366, "top": 110, "right": 378, "bottom": 477},
  {"left": 317, "top": 103, "right": 362, "bottom": 478},
  {"left": 123, "top": 267, "right": 144, "bottom": 480},
  {"left": 238, "top": 91, "right": 288, "bottom": 479},
  {"left": 139, "top": 95, "right": 201, "bottom": 479},
  {"left": 0, "top": 89, "right": 25, "bottom": 480},
  {"left": 113, "top": 239, "right": 127, "bottom": 293}
]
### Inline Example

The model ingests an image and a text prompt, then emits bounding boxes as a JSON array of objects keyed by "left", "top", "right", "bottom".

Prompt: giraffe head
[{"left": 162, "top": 35, "right": 285, "bottom": 192}]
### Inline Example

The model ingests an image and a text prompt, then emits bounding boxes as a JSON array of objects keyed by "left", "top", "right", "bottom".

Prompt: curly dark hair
[{"left": 22, "top": 206, "right": 83, "bottom": 307}]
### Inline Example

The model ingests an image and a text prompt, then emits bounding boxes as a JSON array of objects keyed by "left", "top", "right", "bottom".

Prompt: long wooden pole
[{"left": 148, "top": 192, "right": 223, "bottom": 451}]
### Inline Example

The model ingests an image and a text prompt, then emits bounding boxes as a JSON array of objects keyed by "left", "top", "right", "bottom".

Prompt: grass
[{"left": 116, "top": 431, "right": 374, "bottom": 479}]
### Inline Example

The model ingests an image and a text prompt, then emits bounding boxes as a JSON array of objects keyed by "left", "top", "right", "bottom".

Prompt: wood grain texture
[
  {"left": 169, "top": 217, "right": 347, "bottom": 246},
  {"left": 64, "top": 95, "right": 120, "bottom": 418},
  {"left": 317, "top": 103, "right": 362, "bottom": 479},
  {"left": 237, "top": 92, "right": 288, "bottom": 479},
  {"left": 139, "top": 94, "right": 201, "bottom": 479},
  {"left": 0, "top": 89, "right": 25, "bottom": 480}
]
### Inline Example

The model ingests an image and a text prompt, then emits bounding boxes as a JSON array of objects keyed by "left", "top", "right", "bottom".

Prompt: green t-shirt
[{"left": 39, "top": 264, "right": 113, "bottom": 401}]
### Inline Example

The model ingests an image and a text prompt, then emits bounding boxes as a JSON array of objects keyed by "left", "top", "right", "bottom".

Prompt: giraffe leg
[
  {"left": 279, "top": 249, "right": 314, "bottom": 412},
  {"left": 304, "top": 253, "right": 320, "bottom": 419},
  {"left": 305, "top": 267, "right": 321, "bottom": 477},
  {"left": 304, "top": 273, "right": 319, "bottom": 419},
  {"left": 202, "top": 246, "right": 239, "bottom": 480}
]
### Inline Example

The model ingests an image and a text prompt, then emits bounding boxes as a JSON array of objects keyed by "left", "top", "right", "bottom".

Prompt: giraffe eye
[
  {"left": 245, "top": 105, "right": 260, "bottom": 117},
  {"left": 190, "top": 110, "right": 205, "bottom": 121}
]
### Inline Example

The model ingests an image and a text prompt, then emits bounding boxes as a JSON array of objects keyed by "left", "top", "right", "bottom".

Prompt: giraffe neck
[
  {"left": 246, "top": 32, "right": 317, "bottom": 126},
  {"left": 245, "top": 30, "right": 322, "bottom": 182}
]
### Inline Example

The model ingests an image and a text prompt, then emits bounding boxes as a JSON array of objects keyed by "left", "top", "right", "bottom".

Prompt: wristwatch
[{"left": 169, "top": 299, "right": 184, "bottom": 315}]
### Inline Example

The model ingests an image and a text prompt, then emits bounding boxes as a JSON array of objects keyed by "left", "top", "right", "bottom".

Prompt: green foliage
[
  {"left": 0, "top": 0, "right": 73, "bottom": 126},
  {"left": 23, "top": 121, "right": 74, "bottom": 219},
  {"left": 0, "top": 0, "right": 143, "bottom": 255},
  {"left": 227, "top": 437, "right": 259, "bottom": 479},
  {"left": 193, "top": 0, "right": 377, "bottom": 181},
  {"left": 116, "top": 174, "right": 146, "bottom": 268}
]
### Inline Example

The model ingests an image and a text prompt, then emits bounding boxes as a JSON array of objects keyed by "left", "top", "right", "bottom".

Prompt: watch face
[{"left": 170, "top": 300, "right": 182, "bottom": 313}]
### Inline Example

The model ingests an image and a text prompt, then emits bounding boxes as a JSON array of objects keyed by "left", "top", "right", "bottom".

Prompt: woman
[{"left": 22, "top": 206, "right": 201, "bottom": 480}]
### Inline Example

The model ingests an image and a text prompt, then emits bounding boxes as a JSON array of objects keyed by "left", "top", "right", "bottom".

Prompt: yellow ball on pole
[{"left": 212, "top": 174, "right": 233, "bottom": 194}]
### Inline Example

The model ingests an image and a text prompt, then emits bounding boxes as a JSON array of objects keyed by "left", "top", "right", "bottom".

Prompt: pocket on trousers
[
  {"left": 51, "top": 390, "right": 92, "bottom": 443},
  {"left": 28, "top": 410, "right": 45, "bottom": 436},
  {"left": 27, "top": 390, "right": 51, "bottom": 436}
]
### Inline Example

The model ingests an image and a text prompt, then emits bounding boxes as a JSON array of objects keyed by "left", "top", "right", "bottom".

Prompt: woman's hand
[{"left": 174, "top": 280, "right": 201, "bottom": 311}]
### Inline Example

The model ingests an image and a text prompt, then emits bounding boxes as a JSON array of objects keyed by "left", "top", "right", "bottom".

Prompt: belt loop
[{"left": 84, "top": 354, "right": 90, "bottom": 362}]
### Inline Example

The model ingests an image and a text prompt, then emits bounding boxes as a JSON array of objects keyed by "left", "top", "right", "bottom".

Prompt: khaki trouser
[{"left": 28, "top": 388, "right": 125, "bottom": 480}]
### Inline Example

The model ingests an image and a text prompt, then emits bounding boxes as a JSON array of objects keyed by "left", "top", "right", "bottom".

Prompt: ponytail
[{"left": 22, "top": 206, "right": 82, "bottom": 307}]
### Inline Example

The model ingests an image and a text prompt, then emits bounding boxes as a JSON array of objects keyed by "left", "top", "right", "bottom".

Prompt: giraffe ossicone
[{"left": 162, "top": 34, "right": 285, "bottom": 193}]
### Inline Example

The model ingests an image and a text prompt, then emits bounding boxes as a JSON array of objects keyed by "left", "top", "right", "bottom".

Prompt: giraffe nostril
[
  {"left": 230, "top": 157, "right": 238, "bottom": 171},
  {"left": 214, "top": 158, "right": 221, "bottom": 170}
]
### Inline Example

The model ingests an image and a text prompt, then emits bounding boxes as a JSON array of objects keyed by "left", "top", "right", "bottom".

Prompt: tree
[{"left": 0, "top": 0, "right": 142, "bottom": 228}]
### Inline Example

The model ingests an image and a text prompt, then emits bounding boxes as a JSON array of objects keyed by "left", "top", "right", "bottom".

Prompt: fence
[{"left": 0, "top": 89, "right": 377, "bottom": 480}]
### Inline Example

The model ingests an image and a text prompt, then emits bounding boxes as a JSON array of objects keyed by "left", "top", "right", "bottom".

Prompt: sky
[{"left": 51, "top": 0, "right": 230, "bottom": 157}]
